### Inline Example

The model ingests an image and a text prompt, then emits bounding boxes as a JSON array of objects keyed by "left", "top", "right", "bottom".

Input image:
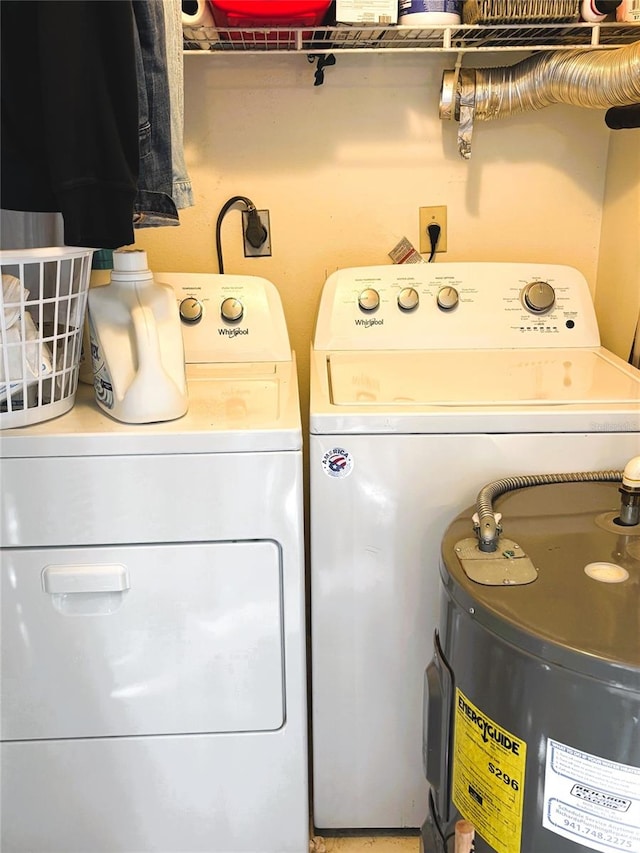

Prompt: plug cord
[
  {"left": 215, "top": 195, "right": 263, "bottom": 274},
  {"left": 427, "top": 222, "right": 441, "bottom": 263}
]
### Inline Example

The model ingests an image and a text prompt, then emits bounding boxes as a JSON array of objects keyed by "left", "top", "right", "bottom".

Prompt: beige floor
[{"left": 310, "top": 835, "right": 421, "bottom": 852}]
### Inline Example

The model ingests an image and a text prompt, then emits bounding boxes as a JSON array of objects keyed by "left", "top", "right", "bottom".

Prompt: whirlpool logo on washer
[
  {"left": 355, "top": 318, "right": 383, "bottom": 327},
  {"left": 219, "top": 327, "right": 249, "bottom": 337},
  {"left": 322, "top": 448, "right": 354, "bottom": 478}
]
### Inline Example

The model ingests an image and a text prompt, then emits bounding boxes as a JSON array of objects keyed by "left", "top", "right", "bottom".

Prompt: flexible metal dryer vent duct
[{"left": 440, "top": 41, "right": 640, "bottom": 158}]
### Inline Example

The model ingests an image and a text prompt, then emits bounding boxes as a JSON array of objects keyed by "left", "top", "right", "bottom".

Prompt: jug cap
[{"left": 111, "top": 248, "right": 153, "bottom": 283}]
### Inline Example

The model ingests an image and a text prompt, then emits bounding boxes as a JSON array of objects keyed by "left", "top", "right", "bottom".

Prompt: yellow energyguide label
[{"left": 452, "top": 688, "right": 527, "bottom": 853}]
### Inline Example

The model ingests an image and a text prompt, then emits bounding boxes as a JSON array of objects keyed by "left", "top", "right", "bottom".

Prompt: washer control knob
[
  {"left": 437, "top": 286, "right": 459, "bottom": 311},
  {"left": 358, "top": 288, "right": 380, "bottom": 312},
  {"left": 523, "top": 281, "right": 555, "bottom": 313},
  {"left": 220, "top": 297, "right": 244, "bottom": 322},
  {"left": 179, "top": 296, "right": 203, "bottom": 324},
  {"left": 397, "top": 287, "right": 419, "bottom": 312}
]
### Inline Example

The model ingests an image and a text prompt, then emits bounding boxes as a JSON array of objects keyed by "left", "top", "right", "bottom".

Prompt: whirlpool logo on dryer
[
  {"left": 219, "top": 327, "right": 249, "bottom": 337},
  {"left": 355, "top": 318, "right": 384, "bottom": 327}
]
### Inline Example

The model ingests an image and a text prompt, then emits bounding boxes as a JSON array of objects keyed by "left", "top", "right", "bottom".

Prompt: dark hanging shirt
[{"left": 1, "top": 0, "right": 139, "bottom": 248}]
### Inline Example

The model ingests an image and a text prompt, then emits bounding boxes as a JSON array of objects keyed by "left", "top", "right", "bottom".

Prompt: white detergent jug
[{"left": 87, "top": 248, "right": 188, "bottom": 423}]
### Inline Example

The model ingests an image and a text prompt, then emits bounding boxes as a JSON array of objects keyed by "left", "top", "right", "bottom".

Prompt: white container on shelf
[
  {"left": 580, "top": 0, "right": 621, "bottom": 20},
  {"left": 87, "top": 248, "right": 188, "bottom": 424},
  {"left": 398, "top": 0, "right": 462, "bottom": 24}
]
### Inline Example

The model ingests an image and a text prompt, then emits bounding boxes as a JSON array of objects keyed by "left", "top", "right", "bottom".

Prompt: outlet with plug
[
  {"left": 419, "top": 206, "right": 447, "bottom": 256},
  {"left": 242, "top": 209, "right": 272, "bottom": 257}
]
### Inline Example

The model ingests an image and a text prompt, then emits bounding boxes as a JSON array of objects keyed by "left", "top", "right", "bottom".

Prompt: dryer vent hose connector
[
  {"left": 475, "top": 470, "right": 623, "bottom": 552},
  {"left": 440, "top": 41, "right": 640, "bottom": 159}
]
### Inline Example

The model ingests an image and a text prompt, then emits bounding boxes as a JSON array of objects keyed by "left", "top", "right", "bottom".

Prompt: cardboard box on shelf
[
  {"left": 335, "top": 0, "right": 399, "bottom": 24},
  {"left": 616, "top": 0, "right": 640, "bottom": 20}
]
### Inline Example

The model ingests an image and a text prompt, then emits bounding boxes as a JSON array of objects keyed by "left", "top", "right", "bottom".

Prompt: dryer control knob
[
  {"left": 220, "top": 297, "right": 244, "bottom": 322},
  {"left": 179, "top": 296, "right": 203, "bottom": 324},
  {"left": 398, "top": 287, "right": 419, "bottom": 312},
  {"left": 358, "top": 288, "right": 380, "bottom": 312},
  {"left": 523, "top": 281, "right": 555, "bottom": 313},
  {"left": 437, "top": 286, "right": 459, "bottom": 311}
]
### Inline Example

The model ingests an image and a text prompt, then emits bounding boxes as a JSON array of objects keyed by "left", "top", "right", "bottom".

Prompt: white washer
[
  {"left": 1, "top": 273, "right": 308, "bottom": 853},
  {"left": 309, "top": 262, "right": 640, "bottom": 831}
]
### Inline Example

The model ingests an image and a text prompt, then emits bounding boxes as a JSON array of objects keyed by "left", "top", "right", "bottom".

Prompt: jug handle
[
  {"left": 132, "top": 304, "right": 161, "bottom": 370},
  {"left": 130, "top": 304, "right": 182, "bottom": 393}
]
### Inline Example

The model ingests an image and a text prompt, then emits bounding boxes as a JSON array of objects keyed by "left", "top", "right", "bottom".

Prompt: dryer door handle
[{"left": 42, "top": 564, "right": 130, "bottom": 594}]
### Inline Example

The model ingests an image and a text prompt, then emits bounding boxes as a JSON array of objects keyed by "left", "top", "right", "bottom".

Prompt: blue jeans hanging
[{"left": 132, "top": 0, "right": 180, "bottom": 228}]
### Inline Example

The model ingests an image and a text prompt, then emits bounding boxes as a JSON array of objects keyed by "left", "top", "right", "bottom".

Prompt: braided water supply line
[{"left": 475, "top": 469, "right": 623, "bottom": 552}]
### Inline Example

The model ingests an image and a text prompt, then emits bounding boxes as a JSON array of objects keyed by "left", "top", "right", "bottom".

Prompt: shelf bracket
[{"left": 308, "top": 53, "right": 336, "bottom": 86}]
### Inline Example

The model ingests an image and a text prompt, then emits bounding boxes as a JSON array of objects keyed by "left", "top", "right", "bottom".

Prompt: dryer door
[{"left": 1, "top": 540, "right": 284, "bottom": 740}]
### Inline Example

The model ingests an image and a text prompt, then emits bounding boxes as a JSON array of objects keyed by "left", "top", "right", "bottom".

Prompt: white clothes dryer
[
  {"left": 309, "top": 262, "right": 640, "bottom": 831},
  {"left": 0, "top": 274, "right": 308, "bottom": 853}
]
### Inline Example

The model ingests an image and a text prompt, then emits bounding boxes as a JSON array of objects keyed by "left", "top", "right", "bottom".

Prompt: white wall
[
  {"left": 596, "top": 129, "right": 640, "bottom": 362},
  {"left": 135, "top": 51, "right": 618, "bottom": 417}
]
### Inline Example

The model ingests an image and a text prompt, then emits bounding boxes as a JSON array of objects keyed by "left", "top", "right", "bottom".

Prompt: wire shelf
[{"left": 183, "top": 21, "right": 640, "bottom": 54}]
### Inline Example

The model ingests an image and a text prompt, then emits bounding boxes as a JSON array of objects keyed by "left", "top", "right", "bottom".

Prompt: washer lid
[
  {"left": 440, "top": 482, "right": 640, "bottom": 683},
  {"left": 328, "top": 349, "right": 640, "bottom": 407},
  {"left": 310, "top": 346, "right": 640, "bottom": 434}
]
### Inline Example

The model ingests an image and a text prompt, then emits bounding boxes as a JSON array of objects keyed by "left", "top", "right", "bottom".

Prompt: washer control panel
[
  {"left": 158, "top": 272, "right": 291, "bottom": 363},
  {"left": 314, "top": 263, "right": 600, "bottom": 350}
]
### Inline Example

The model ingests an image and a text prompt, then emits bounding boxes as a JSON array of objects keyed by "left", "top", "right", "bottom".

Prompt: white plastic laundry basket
[{"left": 0, "top": 247, "right": 93, "bottom": 429}]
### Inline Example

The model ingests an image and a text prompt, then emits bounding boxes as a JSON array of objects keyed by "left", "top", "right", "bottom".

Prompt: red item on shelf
[{"left": 209, "top": 0, "right": 331, "bottom": 28}]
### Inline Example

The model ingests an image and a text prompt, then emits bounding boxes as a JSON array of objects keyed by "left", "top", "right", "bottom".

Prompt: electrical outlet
[
  {"left": 419, "top": 206, "right": 447, "bottom": 255},
  {"left": 242, "top": 209, "right": 272, "bottom": 257}
]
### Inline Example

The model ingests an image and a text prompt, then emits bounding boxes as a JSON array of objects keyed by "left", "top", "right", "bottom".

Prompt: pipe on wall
[{"left": 440, "top": 41, "right": 640, "bottom": 158}]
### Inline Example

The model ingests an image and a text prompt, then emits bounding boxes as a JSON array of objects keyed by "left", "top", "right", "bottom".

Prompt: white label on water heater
[{"left": 543, "top": 739, "right": 640, "bottom": 853}]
